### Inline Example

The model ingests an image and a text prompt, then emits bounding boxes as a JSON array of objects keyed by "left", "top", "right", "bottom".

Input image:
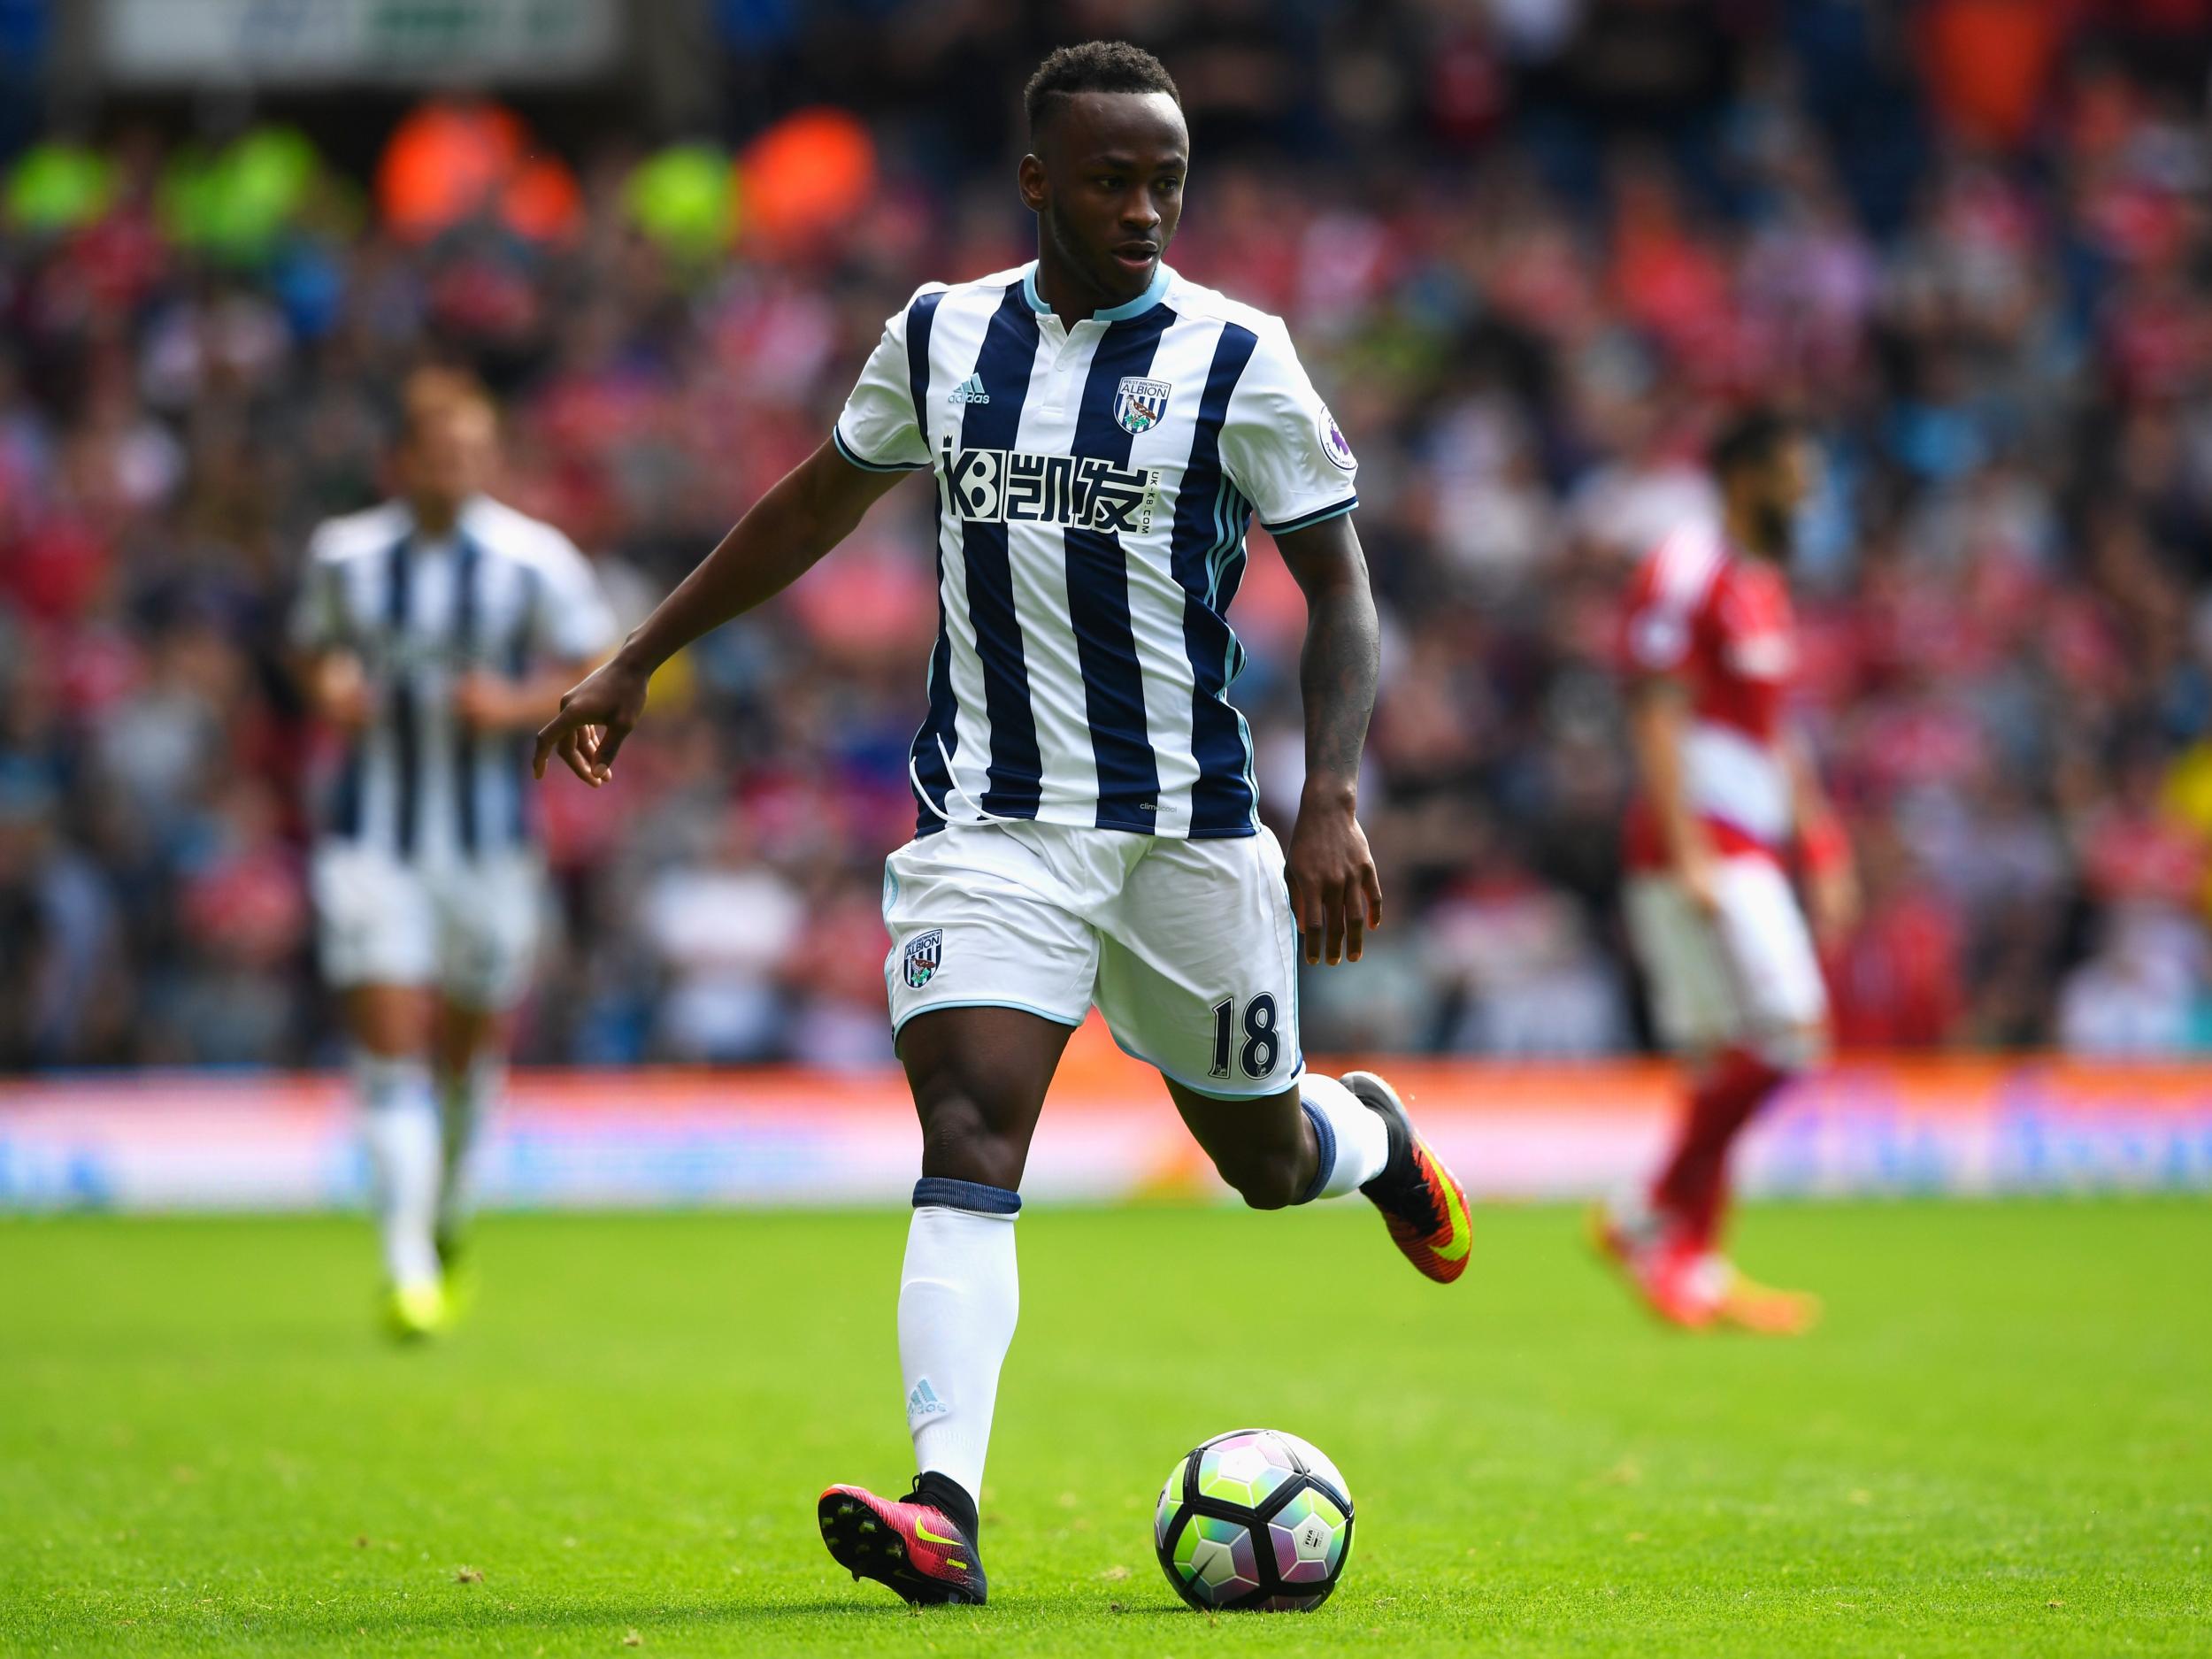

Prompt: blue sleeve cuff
[
  {"left": 832, "top": 425, "right": 930, "bottom": 473},
  {"left": 1261, "top": 495, "right": 1358, "bottom": 536}
]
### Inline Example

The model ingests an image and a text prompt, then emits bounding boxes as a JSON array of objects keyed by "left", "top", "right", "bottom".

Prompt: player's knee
[{"left": 914, "top": 1087, "right": 1025, "bottom": 1191}]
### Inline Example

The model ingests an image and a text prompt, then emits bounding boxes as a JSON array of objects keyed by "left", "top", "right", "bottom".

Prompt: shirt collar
[
  {"left": 402, "top": 495, "right": 482, "bottom": 549},
  {"left": 1022, "top": 259, "right": 1172, "bottom": 323}
]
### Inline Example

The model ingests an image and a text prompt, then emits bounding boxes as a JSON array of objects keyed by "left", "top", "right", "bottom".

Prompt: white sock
[
  {"left": 899, "top": 1179, "right": 1020, "bottom": 1505},
  {"left": 436, "top": 1052, "right": 501, "bottom": 1240},
  {"left": 1298, "top": 1072, "right": 1393, "bottom": 1201},
  {"left": 357, "top": 1054, "right": 442, "bottom": 1291}
]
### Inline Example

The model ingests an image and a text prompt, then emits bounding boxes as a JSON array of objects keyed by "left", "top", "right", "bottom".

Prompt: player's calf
[
  {"left": 1178, "top": 1071, "right": 1472, "bottom": 1281},
  {"left": 1173, "top": 1071, "right": 1387, "bottom": 1213}
]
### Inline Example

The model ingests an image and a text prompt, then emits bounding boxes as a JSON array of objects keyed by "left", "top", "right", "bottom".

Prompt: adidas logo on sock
[
  {"left": 947, "top": 375, "right": 990, "bottom": 405},
  {"left": 907, "top": 1377, "right": 949, "bottom": 1418}
]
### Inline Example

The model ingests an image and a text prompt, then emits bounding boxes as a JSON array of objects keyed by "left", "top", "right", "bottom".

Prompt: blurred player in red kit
[{"left": 1596, "top": 409, "right": 1857, "bottom": 1334}]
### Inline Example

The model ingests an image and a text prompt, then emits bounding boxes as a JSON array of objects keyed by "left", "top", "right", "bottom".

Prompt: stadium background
[{"left": 2, "top": 0, "right": 2210, "bottom": 1206}]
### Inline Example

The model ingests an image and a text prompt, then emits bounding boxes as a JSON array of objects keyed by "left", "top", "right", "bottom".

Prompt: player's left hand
[
  {"left": 533, "top": 656, "right": 651, "bottom": 787},
  {"left": 1286, "top": 788, "right": 1383, "bottom": 967}
]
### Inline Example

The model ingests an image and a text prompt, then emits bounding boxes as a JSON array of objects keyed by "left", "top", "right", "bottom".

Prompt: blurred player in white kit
[
  {"left": 1596, "top": 408, "right": 1857, "bottom": 1334},
  {"left": 291, "top": 369, "right": 614, "bottom": 1337}
]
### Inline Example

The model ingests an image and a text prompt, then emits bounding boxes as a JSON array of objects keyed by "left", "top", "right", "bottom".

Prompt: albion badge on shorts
[
  {"left": 1114, "top": 377, "right": 1171, "bottom": 434},
  {"left": 902, "top": 928, "right": 943, "bottom": 989}
]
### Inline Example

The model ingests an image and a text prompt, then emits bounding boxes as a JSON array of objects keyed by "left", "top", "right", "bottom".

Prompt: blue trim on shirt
[
  {"left": 1092, "top": 262, "right": 1173, "bottom": 320},
  {"left": 1261, "top": 495, "right": 1358, "bottom": 537},
  {"left": 832, "top": 424, "right": 928, "bottom": 472},
  {"left": 1022, "top": 259, "right": 1172, "bottom": 322}
]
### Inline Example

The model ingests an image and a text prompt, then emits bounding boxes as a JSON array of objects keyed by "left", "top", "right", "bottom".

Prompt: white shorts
[
  {"left": 882, "top": 819, "right": 1304, "bottom": 1099},
  {"left": 311, "top": 841, "right": 546, "bottom": 1010},
  {"left": 1624, "top": 855, "right": 1828, "bottom": 1056}
]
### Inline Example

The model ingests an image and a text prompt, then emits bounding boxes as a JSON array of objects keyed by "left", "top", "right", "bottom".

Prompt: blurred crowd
[{"left": 5, "top": 0, "right": 2212, "bottom": 1069}]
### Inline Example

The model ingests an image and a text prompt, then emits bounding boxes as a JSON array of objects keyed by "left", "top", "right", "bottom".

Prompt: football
[{"left": 1153, "top": 1428, "right": 1355, "bottom": 1611}]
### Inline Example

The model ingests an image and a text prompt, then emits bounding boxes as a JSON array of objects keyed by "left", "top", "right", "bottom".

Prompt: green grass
[{"left": 1, "top": 1202, "right": 2206, "bottom": 1656}]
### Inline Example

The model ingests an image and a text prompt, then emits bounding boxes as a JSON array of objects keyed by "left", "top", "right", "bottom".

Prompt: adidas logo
[
  {"left": 907, "top": 1378, "right": 949, "bottom": 1418},
  {"left": 947, "top": 375, "right": 990, "bottom": 405}
]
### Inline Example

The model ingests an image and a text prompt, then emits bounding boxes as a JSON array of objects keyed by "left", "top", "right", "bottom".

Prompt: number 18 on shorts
[{"left": 882, "top": 818, "right": 1305, "bottom": 1099}]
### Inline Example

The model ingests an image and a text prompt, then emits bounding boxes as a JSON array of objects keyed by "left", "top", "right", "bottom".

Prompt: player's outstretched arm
[
  {"left": 534, "top": 442, "right": 908, "bottom": 787},
  {"left": 1275, "top": 512, "right": 1384, "bottom": 967}
]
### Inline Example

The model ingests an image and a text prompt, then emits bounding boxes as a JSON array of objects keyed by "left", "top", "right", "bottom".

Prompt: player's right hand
[
  {"left": 307, "top": 654, "right": 373, "bottom": 733},
  {"left": 1677, "top": 844, "right": 1723, "bottom": 918},
  {"left": 1286, "top": 790, "right": 1384, "bottom": 967},
  {"left": 533, "top": 656, "right": 650, "bottom": 787}
]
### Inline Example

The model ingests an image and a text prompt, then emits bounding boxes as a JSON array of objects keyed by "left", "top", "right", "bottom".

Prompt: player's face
[
  {"left": 399, "top": 400, "right": 495, "bottom": 516},
  {"left": 1023, "top": 91, "right": 1188, "bottom": 308},
  {"left": 1744, "top": 436, "right": 1813, "bottom": 559}
]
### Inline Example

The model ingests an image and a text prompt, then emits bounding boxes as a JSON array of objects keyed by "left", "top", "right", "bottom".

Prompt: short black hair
[
  {"left": 1025, "top": 41, "right": 1180, "bottom": 141},
  {"left": 1709, "top": 406, "right": 1802, "bottom": 483}
]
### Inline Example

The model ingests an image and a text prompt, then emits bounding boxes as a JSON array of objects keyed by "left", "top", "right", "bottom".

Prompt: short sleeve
[
  {"left": 1619, "top": 531, "right": 1721, "bottom": 678},
  {"left": 1217, "top": 319, "right": 1358, "bottom": 534},
  {"left": 526, "top": 529, "right": 618, "bottom": 662},
  {"left": 288, "top": 525, "right": 350, "bottom": 653},
  {"left": 832, "top": 286, "right": 940, "bottom": 473}
]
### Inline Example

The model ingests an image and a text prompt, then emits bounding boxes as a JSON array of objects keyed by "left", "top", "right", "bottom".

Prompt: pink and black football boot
[{"left": 818, "top": 1479, "right": 987, "bottom": 1606}]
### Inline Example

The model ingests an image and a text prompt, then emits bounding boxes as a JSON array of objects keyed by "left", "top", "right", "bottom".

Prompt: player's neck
[
  {"left": 407, "top": 495, "right": 464, "bottom": 540},
  {"left": 1721, "top": 509, "right": 1778, "bottom": 565},
  {"left": 1031, "top": 248, "right": 1139, "bottom": 327}
]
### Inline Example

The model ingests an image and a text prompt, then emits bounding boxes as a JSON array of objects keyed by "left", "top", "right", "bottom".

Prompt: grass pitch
[{"left": 1, "top": 1200, "right": 2205, "bottom": 1656}]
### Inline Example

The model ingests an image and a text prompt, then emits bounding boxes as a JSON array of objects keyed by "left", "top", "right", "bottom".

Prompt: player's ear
[{"left": 1017, "top": 151, "right": 1048, "bottom": 213}]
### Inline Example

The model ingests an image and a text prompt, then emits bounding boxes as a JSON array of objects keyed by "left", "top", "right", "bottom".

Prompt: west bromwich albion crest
[
  {"left": 902, "top": 928, "right": 943, "bottom": 989},
  {"left": 1113, "top": 377, "right": 1171, "bottom": 435}
]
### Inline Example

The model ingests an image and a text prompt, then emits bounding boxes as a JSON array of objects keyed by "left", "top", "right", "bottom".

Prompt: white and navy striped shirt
[
  {"left": 291, "top": 495, "right": 614, "bottom": 864},
  {"left": 834, "top": 261, "right": 1358, "bottom": 841}
]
